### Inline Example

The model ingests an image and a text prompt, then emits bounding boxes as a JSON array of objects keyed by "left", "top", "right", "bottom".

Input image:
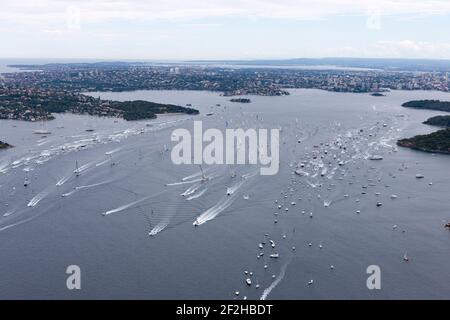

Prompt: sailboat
[
  {"left": 109, "top": 154, "right": 116, "bottom": 167},
  {"left": 34, "top": 120, "right": 51, "bottom": 135},
  {"left": 199, "top": 165, "right": 208, "bottom": 183},
  {"left": 24, "top": 173, "right": 30, "bottom": 187},
  {"left": 229, "top": 166, "right": 236, "bottom": 178},
  {"left": 74, "top": 161, "right": 81, "bottom": 177}
]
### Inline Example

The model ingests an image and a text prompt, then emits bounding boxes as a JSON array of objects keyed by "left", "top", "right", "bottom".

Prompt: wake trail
[
  {"left": 27, "top": 191, "right": 49, "bottom": 207},
  {"left": 148, "top": 218, "right": 171, "bottom": 236},
  {"left": 101, "top": 190, "right": 167, "bottom": 216},
  {"left": 186, "top": 188, "right": 207, "bottom": 200},
  {"left": 260, "top": 255, "right": 293, "bottom": 300}
]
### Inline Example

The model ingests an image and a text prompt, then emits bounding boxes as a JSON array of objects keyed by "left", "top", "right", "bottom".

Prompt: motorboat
[{"left": 403, "top": 252, "right": 409, "bottom": 262}]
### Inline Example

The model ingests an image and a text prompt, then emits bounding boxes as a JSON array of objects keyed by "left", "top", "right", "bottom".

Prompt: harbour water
[{"left": 0, "top": 89, "right": 449, "bottom": 299}]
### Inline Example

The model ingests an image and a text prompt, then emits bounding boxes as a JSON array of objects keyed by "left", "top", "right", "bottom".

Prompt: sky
[{"left": 1, "top": 0, "right": 450, "bottom": 60}]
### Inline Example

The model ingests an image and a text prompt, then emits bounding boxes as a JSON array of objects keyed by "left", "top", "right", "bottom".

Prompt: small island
[
  {"left": 230, "top": 98, "right": 251, "bottom": 103},
  {"left": 423, "top": 115, "right": 450, "bottom": 127},
  {"left": 397, "top": 129, "right": 450, "bottom": 154},
  {"left": 402, "top": 100, "right": 450, "bottom": 112},
  {"left": 0, "top": 140, "right": 12, "bottom": 149},
  {"left": 110, "top": 100, "right": 199, "bottom": 121}
]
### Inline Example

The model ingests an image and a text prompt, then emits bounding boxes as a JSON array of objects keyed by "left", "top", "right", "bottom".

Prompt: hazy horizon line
[{"left": 2, "top": 56, "right": 450, "bottom": 63}]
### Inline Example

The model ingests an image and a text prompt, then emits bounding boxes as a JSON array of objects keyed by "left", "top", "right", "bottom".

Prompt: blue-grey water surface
[{"left": 0, "top": 89, "right": 449, "bottom": 299}]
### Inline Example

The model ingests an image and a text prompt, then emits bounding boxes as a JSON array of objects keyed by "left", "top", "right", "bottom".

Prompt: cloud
[
  {"left": 2, "top": 1, "right": 450, "bottom": 59},
  {"left": 375, "top": 40, "right": 450, "bottom": 59},
  {"left": 2, "top": 0, "right": 450, "bottom": 29}
]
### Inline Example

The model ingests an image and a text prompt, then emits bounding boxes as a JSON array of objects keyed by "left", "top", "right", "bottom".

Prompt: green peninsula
[
  {"left": 423, "top": 115, "right": 450, "bottom": 127},
  {"left": 397, "top": 129, "right": 450, "bottom": 155},
  {"left": 402, "top": 100, "right": 450, "bottom": 112},
  {"left": 0, "top": 88, "right": 199, "bottom": 122},
  {"left": 0, "top": 140, "right": 11, "bottom": 149}
]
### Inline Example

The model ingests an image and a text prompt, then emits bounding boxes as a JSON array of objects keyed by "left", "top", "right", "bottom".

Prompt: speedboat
[
  {"left": 246, "top": 278, "right": 252, "bottom": 286},
  {"left": 269, "top": 253, "right": 279, "bottom": 259},
  {"left": 403, "top": 252, "right": 409, "bottom": 262}
]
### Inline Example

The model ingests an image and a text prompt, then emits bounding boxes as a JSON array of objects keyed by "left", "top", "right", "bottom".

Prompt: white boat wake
[
  {"left": 0, "top": 160, "right": 9, "bottom": 173},
  {"left": 76, "top": 161, "right": 95, "bottom": 173},
  {"left": 101, "top": 190, "right": 167, "bottom": 216},
  {"left": 2, "top": 209, "right": 16, "bottom": 217},
  {"left": 193, "top": 194, "right": 238, "bottom": 226},
  {"left": 193, "top": 178, "right": 248, "bottom": 225},
  {"left": 241, "top": 169, "right": 259, "bottom": 179},
  {"left": 101, "top": 196, "right": 153, "bottom": 216},
  {"left": 149, "top": 219, "right": 170, "bottom": 236},
  {"left": 166, "top": 178, "right": 203, "bottom": 186},
  {"left": 181, "top": 182, "right": 203, "bottom": 196},
  {"left": 186, "top": 188, "right": 207, "bottom": 200},
  {"left": 96, "top": 158, "right": 111, "bottom": 167},
  {"left": 226, "top": 179, "right": 246, "bottom": 196},
  {"left": 181, "top": 167, "right": 214, "bottom": 181},
  {"left": 63, "top": 180, "right": 113, "bottom": 197},
  {"left": 105, "top": 147, "right": 122, "bottom": 155},
  {"left": 260, "top": 256, "right": 292, "bottom": 300},
  {"left": 56, "top": 175, "right": 72, "bottom": 186},
  {"left": 27, "top": 191, "right": 49, "bottom": 207},
  {"left": 0, "top": 215, "right": 39, "bottom": 232},
  {"left": 76, "top": 180, "right": 113, "bottom": 191}
]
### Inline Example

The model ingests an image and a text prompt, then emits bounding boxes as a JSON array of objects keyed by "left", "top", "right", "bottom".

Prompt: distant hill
[
  {"left": 402, "top": 100, "right": 450, "bottom": 112},
  {"left": 190, "top": 58, "right": 450, "bottom": 72},
  {"left": 397, "top": 129, "right": 450, "bottom": 154},
  {"left": 423, "top": 115, "right": 450, "bottom": 127}
]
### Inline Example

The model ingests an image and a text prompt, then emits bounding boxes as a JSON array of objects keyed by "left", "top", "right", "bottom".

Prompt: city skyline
[{"left": 1, "top": 0, "right": 450, "bottom": 60}]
